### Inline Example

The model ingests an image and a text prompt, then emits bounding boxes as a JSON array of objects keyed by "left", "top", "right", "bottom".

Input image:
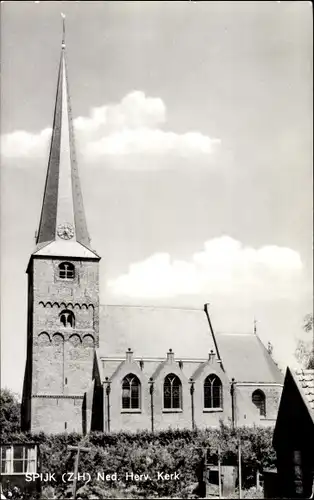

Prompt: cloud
[
  {"left": 1, "top": 128, "right": 52, "bottom": 159},
  {"left": 1, "top": 91, "right": 220, "bottom": 162},
  {"left": 108, "top": 236, "right": 303, "bottom": 300},
  {"left": 84, "top": 128, "right": 220, "bottom": 158},
  {"left": 75, "top": 91, "right": 167, "bottom": 134}
]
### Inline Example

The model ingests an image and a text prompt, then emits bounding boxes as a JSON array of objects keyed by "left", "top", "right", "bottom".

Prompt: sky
[{"left": 1, "top": 1, "right": 313, "bottom": 396}]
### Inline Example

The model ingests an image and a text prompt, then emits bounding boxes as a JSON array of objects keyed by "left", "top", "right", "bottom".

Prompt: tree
[
  {"left": 304, "top": 313, "right": 314, "bottom": 333},
  {"left": 0, "top": 389, "right": 21, "bottom": 436},
  {"left": 295, "top": 314, "right": 314, "bottom": 370}
]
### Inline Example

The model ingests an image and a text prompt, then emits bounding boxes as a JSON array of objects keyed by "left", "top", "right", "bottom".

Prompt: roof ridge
[
  {"left": 215, "top": 332, "right": 256, "bottom": 336},
  {"left": 101, "top": 304, "right": 204, "bottom": 311}
]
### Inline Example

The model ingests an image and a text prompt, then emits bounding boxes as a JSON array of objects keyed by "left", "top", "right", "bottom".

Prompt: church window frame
[
  {"left": 252, "top": 389, "right": 266, "bottom": 417},
  {"left": 163, "top": 373, "right": 182, "bottom": 411},
  {"left": 58, "top": 262, "right": 75, "bottom": 280},
  {"left": 204, "top": 374, "right": 223, "bottom": 410},
  {"left": 121, "top": 374, "right": 141, "bottom": 411},
  {"left": 59, "top": 309, "right": 75, "bottom": 328}
]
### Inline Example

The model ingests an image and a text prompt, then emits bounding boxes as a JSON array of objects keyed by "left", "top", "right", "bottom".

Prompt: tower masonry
[{"left": 21, "top": 19, "right": 100, "bottom": 434}]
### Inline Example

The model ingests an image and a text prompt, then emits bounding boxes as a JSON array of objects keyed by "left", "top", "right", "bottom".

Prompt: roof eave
[{"left": 26, "top": 246, "right": 100, "bottom": 272}]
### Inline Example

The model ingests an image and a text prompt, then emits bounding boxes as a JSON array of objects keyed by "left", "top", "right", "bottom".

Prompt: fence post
[
  {"left": 218, "top": 445, "right": 222, "bottom": 498},
  {"left": 238, "top": 439, "right": 242, "bottom": 499}
]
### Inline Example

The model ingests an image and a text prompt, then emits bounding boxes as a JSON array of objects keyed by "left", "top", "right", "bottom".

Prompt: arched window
[
  {"left": 204, "top": 374, "right": 223, "bottom": 409},
  {"left": 59, "top": 262, "right": 75, "bottom": 280},
  {"left": 252, "top": 390, "right": 266, "bottom": 417},
  {"left": 59, "top": 310, "right": 75, "bottom": 328},
  {"left": 164, "top": 374, "right": 182, "bottom": 409},
  {"left": 122, "top": 374, "right": 141, "bottom": 410}
]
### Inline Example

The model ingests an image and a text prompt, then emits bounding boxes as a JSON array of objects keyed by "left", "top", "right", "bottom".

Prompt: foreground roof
[
  {"left": 214, "top": 332, "right": 284, "bottom": 383},
  {"left": 99, "top": 305, "right": 216, "bottom": 359},
  {"left": 294, "top": 369, "right": 314, "bottom": 414},
  {"left": 273, "top": 367, "right": 314, "bottom": 449}
]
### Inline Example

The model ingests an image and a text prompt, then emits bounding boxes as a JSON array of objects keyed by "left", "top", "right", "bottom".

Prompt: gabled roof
[
  {"left": 273, "top": 367, "right": 314, "bottom": 449},
  {"left": 213, "top": 332, "right": 284, "bottom": 383},
  {"left": 99, "top": 305, "right": 216, "bottom": 360},
  {"left": 98, "top": 305, "right": 284, "bottom": 388},
  {"left": 110, "top": 357, "right": 144, "bottom": 381},
  {"left": 294, "top": 369, "right": 314, "bottom": 415},
  {"left": 191, "top": 356, "right": 222, "bottom": 381},
  {"left": 33, "top": 21, "right": 97, "bottom": 258}
]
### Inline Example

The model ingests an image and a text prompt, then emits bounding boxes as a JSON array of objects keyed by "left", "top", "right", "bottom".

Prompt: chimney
[
  {"left": 126, "top": 348, "right": 133, "bottom": 363},
  {"left": 208, "top": 350, "right": 215, "bottom": 363},
  {"left": 167, "top": 348, "right": 174, "bottom": 363}
]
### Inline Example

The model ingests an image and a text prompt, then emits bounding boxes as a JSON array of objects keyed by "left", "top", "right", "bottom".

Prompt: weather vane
[{"left": 61, "top": 12, "right": 66, "bottom": 49}]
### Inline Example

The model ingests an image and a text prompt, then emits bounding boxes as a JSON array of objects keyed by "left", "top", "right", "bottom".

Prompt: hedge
[{"left": 1, "top": 424, "right": 275, "bottom": 499}]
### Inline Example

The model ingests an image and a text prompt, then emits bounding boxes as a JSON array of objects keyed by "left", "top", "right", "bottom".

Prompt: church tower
[{"left": 21, "top": 19, "right": 100, "bottom": 433}]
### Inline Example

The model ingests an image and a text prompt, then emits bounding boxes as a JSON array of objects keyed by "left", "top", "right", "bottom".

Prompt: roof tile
[
  {"left": 98, "top": 306, "right": 284, "bottom": 387},
  {"left": 214, "top": 332, "right": 284, "bottom": 383},
  {"left": 295, "top": 369, "right": 314, "bottom": 411}
]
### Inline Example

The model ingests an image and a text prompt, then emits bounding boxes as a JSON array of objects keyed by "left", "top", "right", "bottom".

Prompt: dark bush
[{"left": 3, "top": 424, "right": 275, "bottom": 498}]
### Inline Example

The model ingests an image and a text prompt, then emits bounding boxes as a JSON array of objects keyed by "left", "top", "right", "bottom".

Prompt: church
[{"left": 21, "top": 25, "right": 284, "bottom": 435}]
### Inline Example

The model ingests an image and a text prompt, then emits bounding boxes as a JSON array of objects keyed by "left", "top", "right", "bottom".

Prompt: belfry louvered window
[
  {"left": 252, "top": 390, "right": 266, "bottom": 417},
  {"left": 122, "top": 374, "right": 141, "bottom": 409},
  {"left": 59, "top": 310, "right": 75, "bottom": 328},
  {"left": 163, "top": 374, "right": 182, "bottom": 409},
  {"left": 204, "top": 374, "right": 223, "bottom": 409},
  {"left": 59, "top": 262, "right": 75, "bottom": 279}
]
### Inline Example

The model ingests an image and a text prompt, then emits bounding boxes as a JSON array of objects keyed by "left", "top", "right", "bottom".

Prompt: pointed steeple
[{"left": 34, "top": 16, "right": 98, "bottom": 259}]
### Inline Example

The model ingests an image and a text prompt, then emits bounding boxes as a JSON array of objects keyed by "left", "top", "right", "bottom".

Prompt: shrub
[
  {"left": 0, "top": 389, "right": 21, "bottom": 436},
  {"left": 3, "top": 425, "right": 274, "bottom": 498}
]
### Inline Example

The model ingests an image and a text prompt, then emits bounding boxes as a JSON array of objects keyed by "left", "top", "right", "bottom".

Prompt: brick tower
[{"left": 21, "top": 19, "right": 100, "bottom": 433}]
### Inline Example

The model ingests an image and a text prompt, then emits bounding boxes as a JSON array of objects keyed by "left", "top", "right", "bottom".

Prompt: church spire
[{"left": 35, "top": 16, "right": 97, "bottom": 257}]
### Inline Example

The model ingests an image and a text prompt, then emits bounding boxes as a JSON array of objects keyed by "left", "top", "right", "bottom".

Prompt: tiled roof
[
  {"left": 294, "top": 369, "right": 314, "bottom": 412},
  {"left": 98, "top": 305, "right": 283, "bottom": 387},
  {"left": 99, "top": 305, "right": 216, "bottom": 360},
  {"left": 214, "top": 332, "right": 284, "bottom": 384}
]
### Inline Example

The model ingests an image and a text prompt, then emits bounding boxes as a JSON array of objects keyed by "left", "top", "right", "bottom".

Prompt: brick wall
[
  {"left": 23, "top": 256, "right": 99, "bottom": 433},
  {"left": 31, "top": 396, "right": 83, "bottom": 433},
  {"left": 105, "top": 352, "right": 148, "bottom": 432},
  {"left": 94, "top": 351, "right": 283, "bottom": 433},
  {"left": 235, "top": 384, "right": 282, "bottom": 427},
  {"left": 96, "top": 352, "right": 273, "bottom": 433},
  {"left": 192, "top": 358, "right": 233, "bottom": 428}
]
